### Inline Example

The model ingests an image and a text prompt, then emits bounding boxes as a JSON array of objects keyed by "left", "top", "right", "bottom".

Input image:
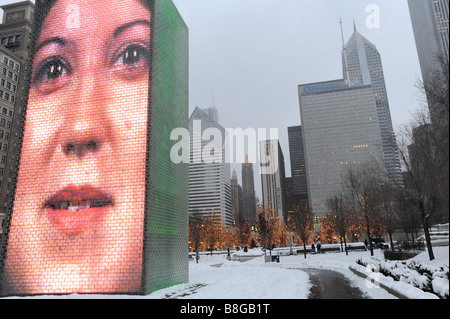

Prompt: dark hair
[{"left": 32, "top": 0, "right": 153, "bottom": 56}]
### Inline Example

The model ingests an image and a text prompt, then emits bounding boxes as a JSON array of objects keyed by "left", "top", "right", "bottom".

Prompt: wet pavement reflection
[{"left": 302, "top": 268, "right": 368, "bottom": 299}]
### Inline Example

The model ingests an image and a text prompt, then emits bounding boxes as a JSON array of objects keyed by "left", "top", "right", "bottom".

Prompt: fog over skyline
[{"left": 1, "top": 0, "right": 425, "bottom": 199}]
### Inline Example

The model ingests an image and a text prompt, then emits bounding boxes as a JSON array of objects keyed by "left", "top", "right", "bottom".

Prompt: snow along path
[
  {"left": 151, "top": 260, "right": 312, "bottom": 299},
  {"left": 148, "top": 249, "right": 398, "bottom": 299},
  {"left": 3, "top": 247, "right": 447, "bottom": 299}
]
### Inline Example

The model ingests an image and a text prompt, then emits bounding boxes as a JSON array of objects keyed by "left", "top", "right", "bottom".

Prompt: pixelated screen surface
[
  {"left": 0, "top": 0, "right": 188, "bottom": 296},
  {"left": 144, "top": 0, "right": 189, "bottom": 294}
]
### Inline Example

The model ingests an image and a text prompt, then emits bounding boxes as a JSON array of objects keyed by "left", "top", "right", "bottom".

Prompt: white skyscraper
[
  {"left": 342, "top": 25, "right": 402, "bottom": 186},
  {"left": 188, "top": 107, "right": 233, "bottom": 228},
  {"left": 299, "top": 27, "right": 400, "bottom": 217}
]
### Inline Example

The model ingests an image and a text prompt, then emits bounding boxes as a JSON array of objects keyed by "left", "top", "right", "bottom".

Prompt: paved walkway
[{"left": 302, "top": 268, "right": 368, "bottom": 299}]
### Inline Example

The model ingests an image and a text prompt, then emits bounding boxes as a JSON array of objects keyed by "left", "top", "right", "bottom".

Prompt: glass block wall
[
  {"left": 0, "top": 0, "right": 188, "bottom": 296},
  {"left": 144, "top": 0, "right": 189, "bottom": 294}
]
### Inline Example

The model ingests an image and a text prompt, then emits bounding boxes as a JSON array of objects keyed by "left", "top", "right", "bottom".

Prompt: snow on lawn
[
  {"left": 151, "top": 259, "right": 312, "bottom": 299},
  {"left": 3, "top": 246, "right": 448, "bottom": 299},
  {"left": 151, "top": 248, "right": 399, "bottom": 299},
  {"left": 152, "top": 246, "right": 448, "bottom": 300}
]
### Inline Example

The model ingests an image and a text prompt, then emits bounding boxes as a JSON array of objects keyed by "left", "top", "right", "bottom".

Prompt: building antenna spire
[
  {"left": 353, "top": 18, "right": 357, "bottom": 33},
  {"left": 339, "top": 17, "right": 345, "bottom": 49}
]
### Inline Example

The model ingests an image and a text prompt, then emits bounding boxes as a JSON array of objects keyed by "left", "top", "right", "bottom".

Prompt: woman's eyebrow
[
  {"left": 114, "top": 20, "right": 151, "bottom": 38},
  {"left": 35, "top": 37, "right": 66, "bottom": 53}
]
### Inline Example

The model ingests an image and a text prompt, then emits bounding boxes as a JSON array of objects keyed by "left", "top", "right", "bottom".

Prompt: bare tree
[
  {"left": 326, "top": 195, "right": 351, "bottom": 255},
  {"left": 344, "top": 162, "right": 381, "bottom": 256},
  {"left": 374, "top": 182, "right": 399, "bottom": 251},
  {"left": 396, "top": 110, "right": 441, "bottom": 260},
  {"left": 189, "top": 213, "right": 203, "bottom": 263},
  {"left": 415, "top": 53, "right": 449, "bottom": 221},
  {"left": 235, "top": 215, "right": 251, "bottom": 249},
  {"left": 256, "top": 206, "right": 280, "bottom": 258},
  {"left": 203, "top": 211, "right": 225, "bottom": 256},
  {"left": 396, "top": 190, "right": 422, "bottom": 242},
  {"left": 256, "top": 209, "right": 268, "bottom": 257},
  {"left": 287, "top": 202, "right": 314, "bottom": 259}
]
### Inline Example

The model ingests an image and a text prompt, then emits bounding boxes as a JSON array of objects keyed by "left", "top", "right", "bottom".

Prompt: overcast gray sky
[
  {"left": 171, "top": 0, "right": 423, "bottom": 198},
  {"left": 1, "top": 0, "right": 424, "bottom": 198}
]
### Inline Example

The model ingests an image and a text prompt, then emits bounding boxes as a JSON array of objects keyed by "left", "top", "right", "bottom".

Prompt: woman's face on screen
[{"left": 5, "top": 0, "right": 151, "bottom": 294}]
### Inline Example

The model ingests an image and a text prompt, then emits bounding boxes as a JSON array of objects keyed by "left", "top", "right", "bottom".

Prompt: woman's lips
[{"left": 43, "top": 185, "right": 114, "bottom": 236}]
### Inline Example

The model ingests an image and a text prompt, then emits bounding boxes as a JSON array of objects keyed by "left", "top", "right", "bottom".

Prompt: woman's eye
[
  {"left": 34, "top": 57, "right": 70, "bottom": 83},
  {"left": 116, "top": 44, "right": 149, "bottom": 67}
]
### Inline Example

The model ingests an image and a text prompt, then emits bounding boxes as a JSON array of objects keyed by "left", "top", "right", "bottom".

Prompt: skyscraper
[
  {"left": 202, "top": 106, "right": 219, "bottom": 123},
  {"left": 408, "top": 0, "right": 449, "bottom": 125},
  {"left": 287, "top": 125, "right": 308, "bottom": 205},
  {"left": 299, "top": 26, "right": 402, "bottom": 217},
  {"left": 0, "top": 1, "right": 34, "bottom": 60},
  {"left": 231, "top": 169, "right": 243, "bottom": 224},
  {"left": 299, "top": 79, "right": 384, "bottom": 217},
  {"left": 241, "top": 155, "right": 256, "bottom": 225},
  {"left": 342, "top": 25, "right": 402, "bottom": 186},
  {"left": 259, "top": 139, "right": 287, "bottom": 221},
  {"left": 408, "top": 0, "right": 449, "bottom": 221},
  {"left": 0, "top": 1, "right": 34, "bottom": 232},
  {"left": 189, "top": 107, "right": 233, "bottom": 228}
]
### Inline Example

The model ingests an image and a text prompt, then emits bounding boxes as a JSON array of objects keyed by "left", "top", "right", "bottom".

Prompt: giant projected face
[{"left": 3, "top": 0, "right": 151, "bottom": 294}]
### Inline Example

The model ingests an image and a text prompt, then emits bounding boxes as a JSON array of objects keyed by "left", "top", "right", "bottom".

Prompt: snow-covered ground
[{"left": 4, "top": 246, "right": 448, "bottom": 299}]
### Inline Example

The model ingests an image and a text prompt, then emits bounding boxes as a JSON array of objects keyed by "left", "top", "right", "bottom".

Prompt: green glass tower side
[{"left": 144, "top": 0, "right": 189, "bottom": 294}]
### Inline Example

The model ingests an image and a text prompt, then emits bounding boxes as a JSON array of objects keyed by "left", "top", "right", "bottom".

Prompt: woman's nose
[
  {"left": 63, "top": 139, "right": 99, "bottom": 158},
  {"left": 60, "top": 70, "right": 108, "bottom": 159}
]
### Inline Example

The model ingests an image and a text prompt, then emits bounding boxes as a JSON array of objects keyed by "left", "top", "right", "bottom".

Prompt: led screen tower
[{"left": 0, "top": 0, "right": 189, "bottom": 296}]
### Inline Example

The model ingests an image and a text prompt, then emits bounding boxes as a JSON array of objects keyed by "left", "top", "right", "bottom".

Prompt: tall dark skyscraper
[
  {"left": 0, "top": 1, "right": 34, "bottom": 231},
  {"left": 259, "top": 140, "right": 287, "bottom": 221},
  {"left": 408, "top": 0, "right": 449, "bottom": 126},
  {"left": 287, "top": 125, "right": 308, "bottom": 204},
  {"left": 231, "top": 169, "right": 243, "bottom": 223},
  {"left": 241, "top": 155, "right": 256, "bottom": 225},
  {"left": 408, "top": 0, "right": 449, "bottom": 220}
]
